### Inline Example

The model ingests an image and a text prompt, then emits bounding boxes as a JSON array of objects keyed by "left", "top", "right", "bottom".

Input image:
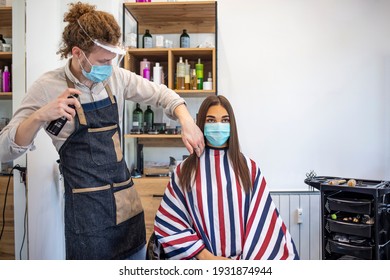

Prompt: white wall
[
  {"left": 15, "top": 0, "right": 390, "bottom": 259},
  {"left": 217, "top": 0, "right": 390, "bottom": 189}
]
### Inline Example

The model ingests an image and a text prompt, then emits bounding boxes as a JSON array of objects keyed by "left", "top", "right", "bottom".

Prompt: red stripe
[
  {"left": 235, "top": 175, "right": 244, "bottom": 247},
  {"left": 166, "top": 234, "right": 199, "bottom": 246},
  {"left": 158, "top": 206, "right": 188, "bottom": 229},
  {"left": 154, "top": 227, "right": 169, "bottom": 243},
  {"left": 245, "top": 177, "right": 266, "bottom": 240},
  {"left": 250, "top": 159, "right": 256, "bottom": 187},
  {"left": 196, "top": 163, "right": 209, "bottom": 237},
  {"left": 254, "top": 210, "right": 278, "bottom": 260},
  {"left": 279, "top": 222, "right": 290, "bottom": 260},
  {"left": 215, "top": 150, "right": 226, "bottom": 256}
]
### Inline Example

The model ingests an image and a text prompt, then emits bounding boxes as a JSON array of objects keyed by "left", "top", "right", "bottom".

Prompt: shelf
[
  {"left": 0, "top": 52, "right": 12, "bottom": 59},
  {"left": 124, "top": 1, "right": 216, "bottom": 34},
  {"left": 125, "top": 47, "right": 216, "bottom": 92},
  {"left": 0, "top": 92, "right": 12, "bottom": 100},
  {"left": 125, "top": 134, "right": 181, "bottom": 139},
  {"left": 125, "top": 134, "right": 184, "bottom": 147},
  {"left": 0, "top": 6, "right": 12, "bottom": 38}
]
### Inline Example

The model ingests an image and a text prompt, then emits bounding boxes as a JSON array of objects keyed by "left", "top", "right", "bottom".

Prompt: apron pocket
[
  {"left": 72, "top": 184, "right": 114, "bottom": 233},
  {"left": 88, "top": 124, "right": 123, "bottom": 165},
  {"left": 114, "top": 179, "right": 143, "bottom": 225}
]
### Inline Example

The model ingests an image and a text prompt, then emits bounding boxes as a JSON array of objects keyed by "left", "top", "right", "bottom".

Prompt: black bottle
[
  {"left": 46, "top": 95, "right": 79, "bottom": 136},
  {"left": 180, "top": 29, "right": 190, "bottom": 48},
  {"left": 0, "top": 34, "right": 5, "bottom": 44},
  {"left": 132, "top": 103, "right": 144, "bottom": 132},
  {"left": 142, "top": 29, "right": 153, "bottom": 48},
  {"left": 143, "top": 105, "right": 154, "bottom": 133}
]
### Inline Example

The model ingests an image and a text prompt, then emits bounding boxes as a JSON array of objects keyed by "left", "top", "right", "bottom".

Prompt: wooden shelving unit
[
  {"left": 0, "top": 7, "right": 12, "bottom": 100},
  {"left": 123, "top": 1, "right": 216, "bottom": 35}
]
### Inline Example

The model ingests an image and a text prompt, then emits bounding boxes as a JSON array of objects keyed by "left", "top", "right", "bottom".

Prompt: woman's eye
[
  {"left": 222, "top": 119, "right": 230, "bottom": 123},
  {"left": 206, "top": 119, "right": 215, "bottom": 123}
]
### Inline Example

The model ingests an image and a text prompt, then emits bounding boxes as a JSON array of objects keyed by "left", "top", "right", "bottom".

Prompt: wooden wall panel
[{"left": 0, "top": 175, "right": 14, "bottom": 260}]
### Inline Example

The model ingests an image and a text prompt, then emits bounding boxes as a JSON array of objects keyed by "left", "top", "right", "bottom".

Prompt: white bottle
[
  {"left": 203, "top": 71, "right": 213, "bottom": 90},
  {"left": 153, "top": 62, "right": 161, "bottom": 85},
  {"left": 176, "top": 57, "right": 185, "bottom": 90}
]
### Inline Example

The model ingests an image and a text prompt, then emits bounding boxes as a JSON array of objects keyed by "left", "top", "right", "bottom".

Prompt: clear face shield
[
  {"left": 93, "top": 40, "right": 126, "bottom": 66},
  {"left": 77, "top": 19, "right": 126, "bottom": 67}
]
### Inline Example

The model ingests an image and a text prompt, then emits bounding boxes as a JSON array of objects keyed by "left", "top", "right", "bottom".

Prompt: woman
[
  {"left": 0, "top": 2, "right": 204, "bottom": 259},
  {"left": 154, "top": 95, "right": 299, "bottom": 260}
]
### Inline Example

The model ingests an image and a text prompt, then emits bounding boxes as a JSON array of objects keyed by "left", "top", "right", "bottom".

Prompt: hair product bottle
[
  {"left": 140, "top": 58, "right": 151, "bottom": 77},
  {"left": 142, "top": 29, "right": 153, "bottom": 48},
  {"left": 195, "top": 58, "right": 204, "bottom": 90},
  {"left": 180, "top": 29, "right": 190, "bottom": 48},
  {"left": 203, "top": 71, "right": 213, "bottom": 90},
  {"left": 46, "top": 95, "right": 79, "bottom": 136},
  {"left": 143, "top": 64, "right": 150, "bottom": 80},
  {"left": 2, "top": 66, "right": 10, "bottom": 92},
  {"left": 143, "top": 105, "right": 154, "bottom": 133},
  {"left": 132, "top": 103, "right": 144, "bottom": 132},
  {"left": 184, "top": 59, "right": 190, "bottom": 90},
  {"left": 176, "top": 57, "right": 185, "bottom": 90},
  {"left": 190, "top": 68, "right": 197, "bottom": 90},
  {"left": 0, "top": 69, "right": 3, "bottom": 91},
  {"left": 153, "top": 62, "right": 161, "bottom": 85}
]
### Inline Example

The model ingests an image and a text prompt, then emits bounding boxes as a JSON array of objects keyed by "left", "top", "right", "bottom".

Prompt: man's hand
[{"left": 174, "top": 104, "right": 204, "bottom": 157}]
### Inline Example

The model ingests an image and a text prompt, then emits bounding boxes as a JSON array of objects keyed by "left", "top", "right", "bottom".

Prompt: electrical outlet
[{"left": 297, "top": 208, "right": 303, "bottom": 224}]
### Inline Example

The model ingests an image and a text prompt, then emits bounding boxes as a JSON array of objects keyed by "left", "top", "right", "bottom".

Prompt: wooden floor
[{"left": 0, "top": 175, "right": 15, "bottom": 260}]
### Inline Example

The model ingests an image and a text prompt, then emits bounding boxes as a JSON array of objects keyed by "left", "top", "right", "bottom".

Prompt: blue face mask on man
[
  {"left": 204, "top": 123, "right": 230, "bottom": 147},
  {"left": 79, "top": 51, "right": 112, "bottom": 83}
]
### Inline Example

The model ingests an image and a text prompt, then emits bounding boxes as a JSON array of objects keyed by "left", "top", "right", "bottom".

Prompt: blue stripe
[
  {"left": 268, "top": 227, "right": 285, "bottom": 259},
  {"left": 155, "top": 215, "right": 183, "bottom": 233},
  {"left": 224, "top": 151, "right": 236, "bottom": 256},
  {"left": 205, "top": 148, "right": 217, "bottom": 253},
  {"left": 170, "top": 172, "right": 187, "bottom": 207},
  {"left": 187, "top": 190, "right": 213, "bottom": 251},
  {"left": 164, "top": 241, "right": 197, "bottom": 259},
  {"left": 161, "top": 194, "right": 188, "bottom": 224},
  {"left": 245, "top": 194, "right": 273, "bottom": 259},
  {"left": 81, "top": 96, "right": 112, "bottom": 112}
]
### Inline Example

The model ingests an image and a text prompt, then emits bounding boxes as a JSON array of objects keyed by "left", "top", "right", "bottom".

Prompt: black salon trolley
[{"left": 305, "top": 176, "right": 390, "bottom": 260}]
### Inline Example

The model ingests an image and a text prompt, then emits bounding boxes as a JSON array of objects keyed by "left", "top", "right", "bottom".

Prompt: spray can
[
  {"left": 46, "top": 94, "right": 79, "bottom": 136},
  {"left": 2, "top": 66, "right": 10, "bottom": 92}
]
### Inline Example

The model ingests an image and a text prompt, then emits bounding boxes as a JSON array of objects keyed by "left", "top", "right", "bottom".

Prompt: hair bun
[{"left": 63, "top": 2, "right": 96, "bottom": 23}]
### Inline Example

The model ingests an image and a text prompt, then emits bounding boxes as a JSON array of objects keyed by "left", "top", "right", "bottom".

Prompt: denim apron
[{"left": 59, "top": 77, "right": 146, "bottom": 259}]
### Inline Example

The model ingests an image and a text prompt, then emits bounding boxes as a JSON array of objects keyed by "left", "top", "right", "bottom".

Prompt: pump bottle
[{"left": 176, "top": 57, "right": 185, "bottom": 90}]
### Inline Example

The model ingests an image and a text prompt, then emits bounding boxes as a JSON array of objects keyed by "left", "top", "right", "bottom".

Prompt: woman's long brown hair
[{"left": 179, "top": 95, "right": 252, "bottom": 193}]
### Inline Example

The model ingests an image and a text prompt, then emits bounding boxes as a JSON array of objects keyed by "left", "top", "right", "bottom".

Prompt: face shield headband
[{"left": 77, "top": 19, "right": 126, "bottom": 65}]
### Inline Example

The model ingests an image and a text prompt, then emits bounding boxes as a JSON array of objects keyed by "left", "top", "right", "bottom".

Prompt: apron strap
[
  {"left": 65, "top": 74, "right": 116, "bottom": 126},
  {"left": 105, "top": 84, "right": 116, "bottom": 104},
  {"left": 65, "top": 75, "right": 88, "bottom": 126}
]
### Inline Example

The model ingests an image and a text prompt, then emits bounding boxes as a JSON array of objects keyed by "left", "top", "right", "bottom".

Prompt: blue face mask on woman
[
  {"left": 204, "top": 123, "right": 230, "bottom": 147},
  {"left": 79, "top": 52, "right": 112, "bottom": 83}
]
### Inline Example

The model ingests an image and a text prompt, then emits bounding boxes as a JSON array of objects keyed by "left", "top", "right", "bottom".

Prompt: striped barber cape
[{"left": 154, "top": 146, "right": 299, "bottom": 260}]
